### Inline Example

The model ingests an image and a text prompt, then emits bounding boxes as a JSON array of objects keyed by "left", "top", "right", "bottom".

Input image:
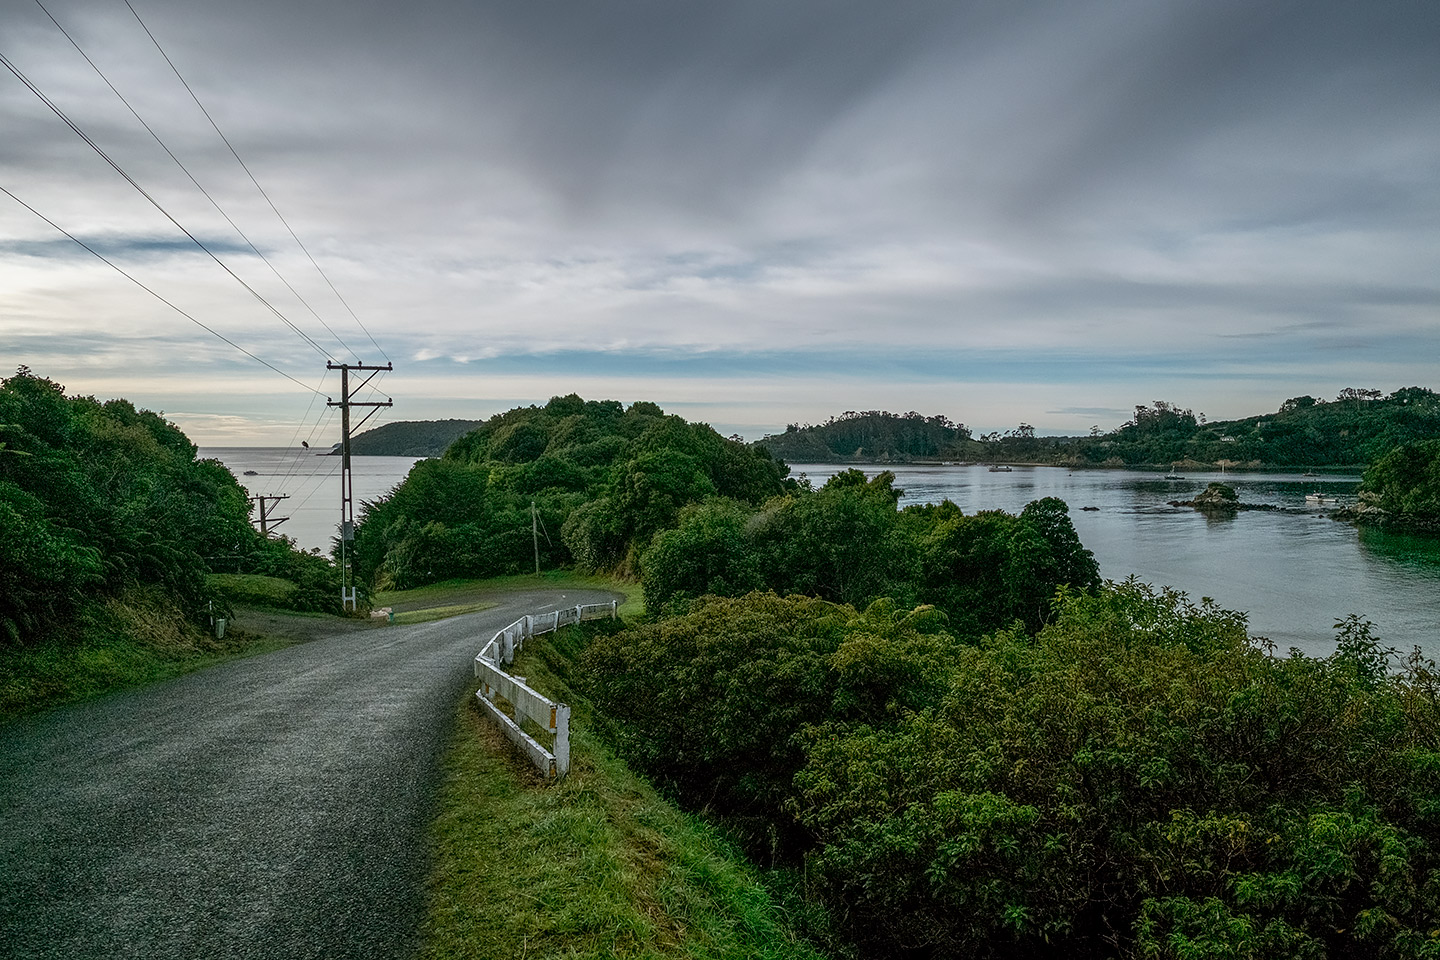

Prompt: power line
[
  {"left": 0, "top": 49, "right": 334, "bottom": 360},
  {"left": 31, "top": 0, "right": 358, "bottom": 362},
  {"left": 0, "top": 183, "right": 324, "bottom": 397},
  {"left": 122, "top": 0, "right": 390, "bottom": 364}
]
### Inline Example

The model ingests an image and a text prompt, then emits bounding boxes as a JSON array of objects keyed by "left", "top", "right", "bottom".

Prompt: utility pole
[
  {"left": 247, "top": 494, "right": 290, "bottom": 536},
  {"left": 327, "top": 361, "right": 393, "bottom": 610},
  {"left": 532, "top": 500, "right": 540, "bottom": 575}
]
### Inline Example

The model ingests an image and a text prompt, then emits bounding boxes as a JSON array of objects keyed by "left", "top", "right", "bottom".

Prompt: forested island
[
  {"left": 335, "top": 418, "right": 484, "bottom": 457},
  {"left": 759, "top": 386, "right": 1440, "bottom": 469},
  {"left": 756, "top": 409, "right": 971, "bottom": 462}
]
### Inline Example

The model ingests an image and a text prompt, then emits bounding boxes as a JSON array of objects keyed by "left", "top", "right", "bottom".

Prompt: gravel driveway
[{"left": 0, "top": 588, "right": 618, "bottom": 960}]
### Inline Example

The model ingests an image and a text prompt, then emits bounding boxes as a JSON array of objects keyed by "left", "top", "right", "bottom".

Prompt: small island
[{"left": 1169, "top": 481, "right": 1288, "bottom": 514}]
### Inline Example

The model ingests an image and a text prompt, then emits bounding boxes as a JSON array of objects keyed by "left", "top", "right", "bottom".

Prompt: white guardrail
[{"left": 474, "top": 600, "right": 617, "bottom": 779}]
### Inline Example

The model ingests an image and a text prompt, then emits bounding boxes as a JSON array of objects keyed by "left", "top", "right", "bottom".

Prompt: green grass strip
[
  {"left": 377, "top": 569, "right": 644, "bottom": 619},
  {"left": 421, "top": 626, "right": 822, "bottom": 960}
]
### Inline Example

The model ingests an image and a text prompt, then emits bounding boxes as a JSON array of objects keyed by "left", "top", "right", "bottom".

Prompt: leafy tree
[
  {"left": 1359, "top": 438, "right": 1440, "bottom": 521},
  {"left": 358, "top": 396, "right": 788, "bottom": 585},
  {"left": 0, "top": 368, "right": 308, "bottom": 643},
  {"left": 640, "top": 498, "right": 760, "bottom": 612},
  {"left": 749, "top": 470, "right": 910, "bottom": 608}
]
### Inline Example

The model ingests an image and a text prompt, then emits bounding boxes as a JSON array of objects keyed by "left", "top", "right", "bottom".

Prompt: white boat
[
  {"left": 1305, "top": 493, "right": 1338, "bottom": 505},
  {"left": 988, "top": 464, "right": 1012, "bottom": 472}
]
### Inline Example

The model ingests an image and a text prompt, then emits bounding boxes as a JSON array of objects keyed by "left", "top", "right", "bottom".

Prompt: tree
[
  {"left": 640, "top": 498, "right": 759, "bottom": 610},
  {"left": 1359, "top": 439, "right": 1440, "bottom": 521}
]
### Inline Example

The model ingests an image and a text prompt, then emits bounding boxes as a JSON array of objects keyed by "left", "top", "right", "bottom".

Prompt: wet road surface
[{"left": 0, "top": 589, "right": 617, "bottom": 960}]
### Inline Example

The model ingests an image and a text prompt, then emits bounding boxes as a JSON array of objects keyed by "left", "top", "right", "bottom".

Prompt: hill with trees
[
  {"left": 351, "top": 395, "right": 791, "bottom": 588},
  {"left": 337, "top": 418, "right": 485, "bottom": 457},
  {"left": 1073, "top": 388, "right": 1440, "bottom": 467},
  {"left": 762, "top": 388, "right": 1440, "bottom": 469},
  {"left": 756, "top": 410, "right": 971, "bottom": 462}
]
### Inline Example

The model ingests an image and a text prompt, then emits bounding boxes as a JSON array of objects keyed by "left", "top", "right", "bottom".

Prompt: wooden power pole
[
  {"left": 327, "top": 361, "right": 392, "bottom": 610},
  {"left": 247, "top": 494, "right": 290, "bottom": 536}
]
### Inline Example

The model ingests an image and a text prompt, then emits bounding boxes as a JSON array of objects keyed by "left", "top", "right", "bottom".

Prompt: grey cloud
[
  {"left": 4, "top": 0, "right": 1439, "bottom": 442},
  {"left": 0, "top": 234, "right": 259, "bottom": 260}
]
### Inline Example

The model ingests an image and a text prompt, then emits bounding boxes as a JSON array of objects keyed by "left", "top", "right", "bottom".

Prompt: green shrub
[{"left": 586, "top": 582, "right": 1440, "bottom": 958}]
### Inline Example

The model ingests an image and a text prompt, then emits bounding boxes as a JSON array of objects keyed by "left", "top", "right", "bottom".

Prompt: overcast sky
[{"left": 2, "top": 0, "right": 1437, "bottom": 443}]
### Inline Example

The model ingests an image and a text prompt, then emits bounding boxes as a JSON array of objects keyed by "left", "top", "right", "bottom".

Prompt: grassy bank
[
  {"left": 376, "top": 568, "right": 644, "bottom": 620},
  {"left": 422, "top": 615, "right": 826, "bottom": 960},
  {"left": 0, "top": 599, "right": 315, "bottom": 721},
  {"left": 2, "top": 568, "right": 635, "bottom": 722}
]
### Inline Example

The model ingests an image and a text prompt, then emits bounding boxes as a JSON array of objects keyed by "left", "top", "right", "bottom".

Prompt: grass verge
[
  {"left": 206, "top": 572, "right": 299, "bottom": 607},
  {"left": 421, "top": 620, "right": 822, "bottom": 960},
  {"left": 377, "top": 568, "right": 644, "bottom": 619},
  {"left": 0, "top": 600, "right": 320, "bottom": 721}
]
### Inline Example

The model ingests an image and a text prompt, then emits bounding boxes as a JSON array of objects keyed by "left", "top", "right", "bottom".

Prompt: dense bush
[
  {"left": 583, "top": 592, "right": 961, "bottom": 855},
  {"left": 584, "top": 582, "right": 1440, "bottom": 958},
  {"left": 353, "top": 395, "right": 790, "bottom": 587},
  {"left": 0, "top": 367, "right": 346, "bottom": 643},
  {"left": 1361, "top": 439, "right": 1440, "bottom": 522},
  {"left": 641, "top": 471, "right": 1099, "bottom": 635},
  {"left": 0, "top": 369, "right": 255, "bottom": 644}
]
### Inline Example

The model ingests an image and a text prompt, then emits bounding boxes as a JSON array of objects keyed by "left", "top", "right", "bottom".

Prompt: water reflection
[{"left": 1356, "top": 526, "right": 1440, "bottom": 576}]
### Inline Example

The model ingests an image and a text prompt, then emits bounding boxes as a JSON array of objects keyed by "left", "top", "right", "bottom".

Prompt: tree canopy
[
  {"left": 584, "top": 582, "right": 1440, "bottom": 959},
  {"left": 757, "top": 409, "right": 972, "bottom": 462},
  {"left": 1359, "top": 438, "right": 1440, "bottom": 524},
  {"left": 0, "top": 368, "right": 333, "bottom": 646},
  {"left": 352, "top": 395, "right": 791, "bottom": 587}
]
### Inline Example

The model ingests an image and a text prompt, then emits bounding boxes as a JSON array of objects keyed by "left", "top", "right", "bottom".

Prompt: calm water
[
  {"left": 202, "top": 449, "right": 1438, "bottom": 658},
  {"left": 791, "top": 463, "right": 1440, "bottom": 659},
  {"left": 201, "top": 447, "right": 421, "bottom": 556}
]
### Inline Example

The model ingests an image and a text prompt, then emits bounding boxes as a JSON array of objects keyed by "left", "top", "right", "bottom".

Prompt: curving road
[{"left": 0, "top": 588, "right": 617, "bottom": 960}]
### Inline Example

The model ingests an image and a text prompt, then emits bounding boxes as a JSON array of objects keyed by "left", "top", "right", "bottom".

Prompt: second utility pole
[{"left": 327, "top": 361, "right": 392, "bottom": 611}]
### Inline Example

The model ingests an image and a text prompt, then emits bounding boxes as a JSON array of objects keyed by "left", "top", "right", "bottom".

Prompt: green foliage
[
  {"left": 234, "top": 535, "right": 348, "bottom": 614},
  {"left": 747, "top": 470, "right": 910, "bottom": 609},
  {"left": 0, "top": 369, "right": 241, "bottom": 644},
  {"left": 1080, "top": 388, "right": 1440, "bottom": 467},
  {"left": 757, "top": 409, "right": 971, "bottom": 462},
  {"left": 1360, "top": 438, "right": 1440, "bottom": 521},
  {"left": 0, "top": 367, "right": 340, "bottom": 651},
  {"left": 641, "top": 480, "right": 1099, "bottom": 637},
  {"left": 641, "top": 499, "right": 761, "bottom": 612},
  {"left": 585, "top": 582, "right": 1440, "bottom": 958},
  {"left": 355, "top": 397, "right": 789, "bottom": 587},
  {"left": 583, "top": 592, "right": 963, "bottom": 856}
]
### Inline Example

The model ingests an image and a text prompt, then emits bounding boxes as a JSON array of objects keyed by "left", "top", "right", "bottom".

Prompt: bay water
[
  {"left": 201, "top": 447, "right": 420, "bottom": 558},
  {"left": 202, "top": 449, "right": 1438, "bottom": 659},
  {"left": 790, "top": 463, "right": 1439, "bottom": 660}
]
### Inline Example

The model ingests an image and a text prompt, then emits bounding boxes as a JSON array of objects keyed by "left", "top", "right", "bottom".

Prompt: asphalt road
[{"left": 0, "top": 588, "right": 618, "bottom": 960}]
